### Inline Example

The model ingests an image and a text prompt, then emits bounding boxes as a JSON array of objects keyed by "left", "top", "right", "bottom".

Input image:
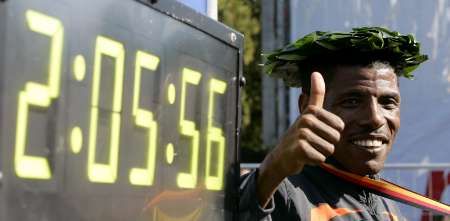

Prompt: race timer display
[{"left": 0, "top": 0, "right": 242, "bottom": 220}]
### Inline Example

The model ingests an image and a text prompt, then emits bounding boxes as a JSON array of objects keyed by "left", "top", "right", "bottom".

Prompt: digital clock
[{"left": 0, "top": 0, "right": 243, "bottom": 220}]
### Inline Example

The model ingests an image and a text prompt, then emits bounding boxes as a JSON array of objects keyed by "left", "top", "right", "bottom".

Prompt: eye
[
  {"left": 379, "top": 97, "right": 399, "bottom": 110},
  {"left": 340, "top": 97, "right": 360, "bottom": 108}
]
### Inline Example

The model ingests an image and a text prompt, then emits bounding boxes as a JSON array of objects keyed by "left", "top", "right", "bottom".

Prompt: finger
[
  {"left": 308, "top": 72, "right": 325, "bottom": 108},
  {"left": 292, "top": 114, "right": 304, "bottom": 129},
  {"left": 297, "top": 128, "right": 335, "bottom": 157},
  {"left": 296, "top": 140, "right": 327, "bottom": 165},
  {"left": 299, "top": 114, "right": 341, "bottom": 144},
  {"left": 305, "top": 106, "right": 345, "bottom": 132}
]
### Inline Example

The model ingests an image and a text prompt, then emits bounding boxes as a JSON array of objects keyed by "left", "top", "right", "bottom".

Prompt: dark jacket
[{"left": 239, "top": 165, "right": 404, "bottom": 221}]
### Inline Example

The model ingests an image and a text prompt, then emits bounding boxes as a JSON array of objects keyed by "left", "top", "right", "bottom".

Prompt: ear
[{"left": 298, "top": 93, "right": 309, "bottom": 113}]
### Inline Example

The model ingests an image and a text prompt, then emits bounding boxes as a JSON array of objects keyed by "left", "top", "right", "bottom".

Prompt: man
[{"left": 239, "top": 27, "right": 428, "bottom": 220}]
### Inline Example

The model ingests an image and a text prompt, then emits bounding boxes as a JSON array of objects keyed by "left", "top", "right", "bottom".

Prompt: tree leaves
[{"left": 264, "top": 26, "right": 428, "bottom": 87}]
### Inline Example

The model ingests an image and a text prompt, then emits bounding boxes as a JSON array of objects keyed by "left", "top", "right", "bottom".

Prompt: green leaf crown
[{"left": 263, "top": 27, "right": 428, "bottom": 87}]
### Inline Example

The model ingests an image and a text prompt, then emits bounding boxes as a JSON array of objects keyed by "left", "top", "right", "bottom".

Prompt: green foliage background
[{"left": 218, "top": 0, "right": 264, "bottom": 161}]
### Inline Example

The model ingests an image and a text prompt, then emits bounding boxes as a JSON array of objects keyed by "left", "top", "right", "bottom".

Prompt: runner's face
[{"left": 324, "top": 65, "right": 400, "bottom": 175}]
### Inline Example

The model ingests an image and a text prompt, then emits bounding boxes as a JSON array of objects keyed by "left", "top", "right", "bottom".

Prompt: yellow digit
[
  {"left": 205, "top": 78, "right": 227, "bottom": 190},
  {"left": 176, "top": 68, "right": 201, "bottom": 188},
  {"left": 129, "top": 51, "right": 159, "bottom": 186},
  {"left": 14, "top": 10, "right": 64, "bottom": 179},
  {"left": 87, "top": 36, "right": 125, "bottom": 183}
]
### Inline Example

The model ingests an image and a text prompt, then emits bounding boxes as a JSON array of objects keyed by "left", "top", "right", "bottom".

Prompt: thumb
[{"left": 308, "top": 72, "right": 325, "bottom": 108}]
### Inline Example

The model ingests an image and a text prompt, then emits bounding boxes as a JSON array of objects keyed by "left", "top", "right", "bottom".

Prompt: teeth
[{"left": 352, "top": 139, "right": 383, "bottom": 147}]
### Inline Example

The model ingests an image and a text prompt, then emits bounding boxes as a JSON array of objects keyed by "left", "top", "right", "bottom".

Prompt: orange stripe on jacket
[{"left": 311, "top": 203, "right": 361, "bottom": 221}]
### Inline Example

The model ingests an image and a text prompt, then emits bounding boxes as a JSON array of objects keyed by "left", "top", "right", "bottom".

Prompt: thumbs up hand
[
  {"left": 269, "top": 72, "right": 345, "bottom": 176},
  {"left": 256, "top": 72, "right": 346, "bottom": 208}
]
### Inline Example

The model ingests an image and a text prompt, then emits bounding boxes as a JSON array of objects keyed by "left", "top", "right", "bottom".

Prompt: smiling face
[{"left": 303, "top": 63, "right": 401, "bottom": 176}]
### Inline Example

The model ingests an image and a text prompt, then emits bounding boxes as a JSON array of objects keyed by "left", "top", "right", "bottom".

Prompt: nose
[{"left": 359, "top": 98, "right": 385, "bottom": 130}]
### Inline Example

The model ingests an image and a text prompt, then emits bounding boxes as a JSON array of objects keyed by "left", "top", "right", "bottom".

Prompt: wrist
[
  {"left": 259, "top": 151, "right": 285, "bottom": 183},
  {"left": 256, "top": 152, "right": 286, "bottom": 208}
]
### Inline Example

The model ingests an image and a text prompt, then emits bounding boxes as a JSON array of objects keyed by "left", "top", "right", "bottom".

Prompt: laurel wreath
[{"left": 263, "top": 27, "right": 428, "bottom": 87}]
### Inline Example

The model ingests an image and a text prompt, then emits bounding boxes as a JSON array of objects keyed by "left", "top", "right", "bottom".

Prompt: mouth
[{"left": 349, "top": 135, "right": 389, "bottom": 150}]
